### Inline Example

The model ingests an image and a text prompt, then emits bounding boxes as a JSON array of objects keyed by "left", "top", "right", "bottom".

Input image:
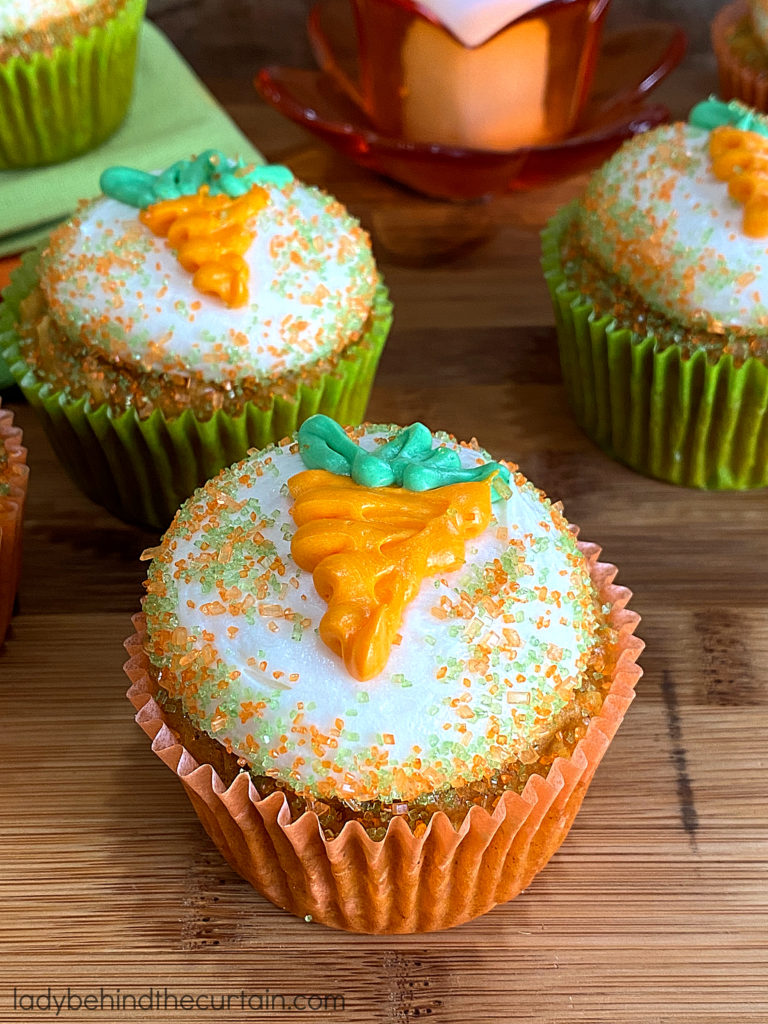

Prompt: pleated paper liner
[
  {"left": 125, "top": 541, "right": 643, "bottom": 935},
  {"left": 0, "top": 401, "right": 29, "bottom": 645},
  {"left": 0, "top": 0, "right": 146, "bottom": 169},
  {"left": 542, "top": 207, "right": 768, "bottom": 489},
  {"left": 0, "top": 251, "right": 393, "bottom": 531},
  {"left": 713, "top": 0, "right": 768, "bottom": 112}
]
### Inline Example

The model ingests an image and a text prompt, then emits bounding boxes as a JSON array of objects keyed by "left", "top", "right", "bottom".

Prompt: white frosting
[
  {"left": 39, "top": 180, "right": 378, "bottom": 385},
  {"left": 145, "top": 426, "right": 601, "bottom": 803},
  {"left": 414, "top": 0, "right": 549, "bottom": 47},
  {"left": 578, "top": 121, "right": 768, "bottom": 333},
  {"left": 0, "top": 0, "right": 100, "bottom": 37}
]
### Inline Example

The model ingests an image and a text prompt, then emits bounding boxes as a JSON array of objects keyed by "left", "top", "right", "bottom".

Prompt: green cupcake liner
[
  {"left": 0, "top": 0, "right": 146, "bottom": 169},
  {"left": 542, "top": 206, "right": 768, "bottom": 490},
  {"left": 0, "top": 353, "right": 14, "bottom": 391},
  {"left": 0, "top": 250, "right": 393, "bottom": 530}
]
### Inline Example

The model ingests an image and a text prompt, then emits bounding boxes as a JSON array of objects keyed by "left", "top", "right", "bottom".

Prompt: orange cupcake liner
[
  {"left": 125, "top": 540, "right": 643, "bottom": 934},
  {"left": 0, "top": 401, "right": 29, "bottom": 645},
  {"left": 712, "top": 0, "right": 768, "bottom": 111}
]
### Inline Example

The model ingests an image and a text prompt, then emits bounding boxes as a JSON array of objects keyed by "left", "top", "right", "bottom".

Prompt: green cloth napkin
[
  {"left": 0, "top": 21, "right": 264, "bottom": 256},
  {"left": 0, "top": 20, "right": 264, "bottom": 388}
]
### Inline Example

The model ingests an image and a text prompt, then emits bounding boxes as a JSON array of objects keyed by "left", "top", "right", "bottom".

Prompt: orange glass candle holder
[{"left": 309, "top": 0, "right": 611, "bottom": 150}]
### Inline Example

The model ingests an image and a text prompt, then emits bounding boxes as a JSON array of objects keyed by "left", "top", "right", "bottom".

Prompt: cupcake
[
  {"left": 0, "top": 0, "right": 146, "bottom": 169},
  {"left": 756, "top": 0, "right": 768, "bottom": 42},
  {"left": 0, "top": 398, "right": 28, "bottom": 645},
  {"left": 713, "top": 0, "right": 768, "bottom": 111},
  {"left": 542, "top": 97, "right": 768, "bottom": 489},
  {"left": 125, "top": 414, "right": 642, "bottom": 933},
  {"left": 0, "top": 152, "right": 391, "bottom": 529}
]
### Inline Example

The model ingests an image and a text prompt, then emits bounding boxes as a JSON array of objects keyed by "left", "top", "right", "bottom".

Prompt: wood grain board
[{"left": 1, "top": 9, "right": 767, "bottom": 1023}]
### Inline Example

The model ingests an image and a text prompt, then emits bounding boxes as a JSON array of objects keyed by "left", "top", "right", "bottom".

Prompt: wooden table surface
[{"left": 2, "top": 11, "right": 768, "bottom": 1024}]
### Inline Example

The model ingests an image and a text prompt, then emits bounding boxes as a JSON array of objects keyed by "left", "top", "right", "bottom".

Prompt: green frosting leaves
[
  {"left": 297, "top": 415, "right": 510, "bottom": 500},
  {"left": 99, "top": 150, "right": 293, "bottom": 208},
  {"left": 689, "top": 96, "right": 768, "bottom": 137}
]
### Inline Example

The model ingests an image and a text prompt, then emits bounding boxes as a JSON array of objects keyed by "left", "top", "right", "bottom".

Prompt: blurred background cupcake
[
  {"left": 0, "top": 397, "right": 28, "bottom": 645},
  {"left": 713, "top": 0, "right": 768, "bottom": 110},
  {"left": 0, "top": 0, "right": 146, "bottom": 169},
  {"left": 126, "top": 415, "right": 642, "bottom": 933},
  {"left": 0, "top": 151, "right": 392, "bottom": 529},
  {"left": 543, "top": 96, "right": 768, "bottom": 489}
]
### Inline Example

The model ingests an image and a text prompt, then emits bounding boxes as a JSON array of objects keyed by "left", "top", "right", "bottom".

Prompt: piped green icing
[
  {"left": 99, "top": 150, "right": 293, "bottom": 209},
  {"left": 688, "top": 96, "right": 768, "bottom": 137},
  {"left": 297, "top": 415, "right": 510, "bottom": 499}
]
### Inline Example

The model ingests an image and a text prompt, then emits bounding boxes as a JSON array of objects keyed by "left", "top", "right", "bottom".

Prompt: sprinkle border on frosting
[{"left": 141, "top": 425, "right": 602, "bottom": 804}]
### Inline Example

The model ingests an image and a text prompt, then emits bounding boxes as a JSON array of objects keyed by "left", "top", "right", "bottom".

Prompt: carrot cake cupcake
[
  {"left": 0, "top": 152, "right": 391, "bottom": 528},
  {"left": 0, "top": 399, "right": 28, "bottom": 645},
  {"left": 0, "top": 0, "right": 146, "bottom": 168},
  {"left": 713, "top": 0, "right": 768, "bottom": 111},
  {"left": 543, "top": 96, "right": 768, "bottom": 488},
  {"left": 126, "top": 414, "right": 642, "bottom": 932}
]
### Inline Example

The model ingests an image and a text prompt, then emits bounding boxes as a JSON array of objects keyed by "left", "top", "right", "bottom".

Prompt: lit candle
[{"left": 399, "top": 0, "right": 598, "bottom": 150}]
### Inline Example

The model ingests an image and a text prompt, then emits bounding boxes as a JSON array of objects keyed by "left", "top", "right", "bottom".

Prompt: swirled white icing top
[
  {"left": 576, "top": 117, "right": 768, "bottom": 334},
  {"left": 143, "top": 425, "right": 602, "bottom": 804},
  {"left": 37, "top": 179, "right": 379, "bottom": 385}
]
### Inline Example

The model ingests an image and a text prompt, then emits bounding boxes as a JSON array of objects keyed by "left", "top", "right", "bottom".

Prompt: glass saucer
[{"left": 255, "top": 19, "right": 686, "bottom": 200}]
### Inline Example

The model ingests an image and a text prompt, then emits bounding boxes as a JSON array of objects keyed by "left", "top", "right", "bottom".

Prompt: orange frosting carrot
[
  {"left": 288, "top": 470, "right": 494, "bottom": 681},
  {"left": 709, "top": 125, "right": 768, "bottom": 238},
  {"left": 140, "top": 185, "right": 268, "bottom": 307}
]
